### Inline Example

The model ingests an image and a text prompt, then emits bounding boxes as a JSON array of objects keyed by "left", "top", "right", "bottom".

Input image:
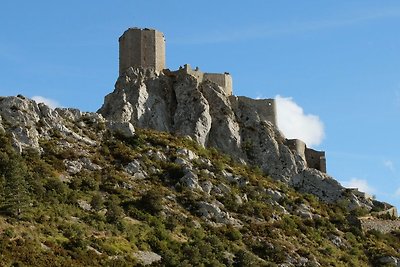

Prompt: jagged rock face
[
  {"left": 0, "top": 95, "right": 104, "bottom": 152},
  {"left": 98, "top": 67, "right": 390, "bottom": 211},
  {"left": 291, "top": 169, "right": 344, "bottom": 203},
  {"left": 99, "top": 67, "right": 304, "bottom": 183}
]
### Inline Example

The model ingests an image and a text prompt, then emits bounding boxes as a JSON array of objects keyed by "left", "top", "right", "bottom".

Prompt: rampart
[
  {"left": 286, "top": 139, "right": 326, "bottom": 173},
  {"left": 171, "top": 64, "right": 233, "bottom": 96},
  {"left": 119, "top": 28, "right": 165, "bottom": 74},
  {"left": 306, "top": 148, "right": 326, "bottom": 173},
  {"left": 203, "top": 73, "right": 233, "bottom": 96},
  {"left": 359, "top": 217, "right": 400, "bottom": 234},
  {"left": 234, "top": 96, "right": 277, "bottom": 126}
]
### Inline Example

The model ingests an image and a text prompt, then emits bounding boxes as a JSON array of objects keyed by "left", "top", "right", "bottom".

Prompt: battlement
[
  {"left": 119, "top": 28, "right": 166, "bottom": 74},
  {"left": 171, "top": 64, "right": 233, "bottom": 96}
]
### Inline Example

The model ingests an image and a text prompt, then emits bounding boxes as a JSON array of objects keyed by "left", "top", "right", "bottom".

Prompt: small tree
[
  {"left": 0, "top": 156, "right": 31, "bottom": 218},
  {"left": 90, "top": 193, "right": 104, "bottom": 211},
  {"left": 139, "top": 189, "right": 164, "bottom": 215},
  {"left": 105, "top": 195, "right": 123, "bottom": 223}
]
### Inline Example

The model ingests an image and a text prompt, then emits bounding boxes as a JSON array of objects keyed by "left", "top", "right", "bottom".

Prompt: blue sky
[{"left": 1, "top": 1, "right": 400, "bottom": 208}]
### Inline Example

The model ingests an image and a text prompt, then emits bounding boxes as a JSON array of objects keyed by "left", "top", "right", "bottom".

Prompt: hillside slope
[{"left": 0, "top": 96, "right": 399, "bottom": 266}]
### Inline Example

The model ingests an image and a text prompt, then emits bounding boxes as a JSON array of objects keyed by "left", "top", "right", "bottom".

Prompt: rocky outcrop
[
  {"left": 0, "top": 95, "right": 116, "bottom": 153},
  {"left": 98, "top": 67, "right": 388, "bottom": 211},
  {"left": 359, "top": 217, "right": 400, "bottom": 234},
  {"left": 0, "top": 71, "right": 388, "bottom": 213},
  {"left": 132, "top": 251, "right": 162, "bottom": 266},
  {"left": 99, "top": 67, "right": 303, "bottom": 182}
]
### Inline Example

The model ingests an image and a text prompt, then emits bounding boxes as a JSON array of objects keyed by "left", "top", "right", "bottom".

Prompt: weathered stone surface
[
  {"left": 197, "top": 201, "right": 239, "bottom": 225},
  {"left": 378, "top": 256, "right": 400, "bottom": 266},
  {"left": 107, "top": 121, "right": 135, "bottom": 138},
  {"left": 180, "top": 171, "right": 202, "bottom": 191},
  {"left": 64, "top": 158, "right": 102, "bottom": 174},
  {"left": 200, "top": 180, "right": 213, "bottom": 195},
  {"left": 99, "top": 68, "right": 308, "bottom": 184},
  {"left": 266, "top": 188, "right": 283, "bottom": 202},
  {"left": 0, "top": 115, "right": 4, "bottom": 133},
  {"left": 132, "top": 250, "right": 162, "bottom": 266},
  {"left": 295, "top": 204, "right": 314, "bottom": 220},
  {"left": 125, "top": 160, "right": 147, "bottom": 179},
  {"left": 77, "top": 199, "right": 92, "bottom": 211},
  {"left": 64, "top": 160, "right": 83, "bottom": 174},
  {"left": 290, "top": 169, "right": 344, "bottom": 203},
  {"left": 0, "top": 95, "right": 102, "bottom": 152},
  {"left": 359, "top": 217, "right": 400, "bottom": 234},
  {"left": 176, "top": 148, "right": 198, "bottom": 160}
]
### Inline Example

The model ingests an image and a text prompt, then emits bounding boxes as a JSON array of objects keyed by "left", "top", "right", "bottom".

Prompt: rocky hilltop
[
  {"left": 0, "top": 94, "right": 399, "bottom": 266},
  {"left": 0, "top": 27, "right": 399, "bottom": 265},
  {"left": 98, "top": 66, "right": 374, "bottom": 209}
]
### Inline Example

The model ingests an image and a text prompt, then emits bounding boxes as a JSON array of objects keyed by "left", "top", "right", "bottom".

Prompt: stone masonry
[
  {"left": 286, "top": 139, "right": 326, "bottom": 173},
  {"left": 116, "top": 27, "right": 327, "bottom": 173},
  {"left": 119, "top": 28, "right": 166, "bottom": 74},
  {"left": 359, "top": 217, "right": 400, "bottom": 234},
  {"left": 168, "top": 64, "right": 233, "bottom": 96}
]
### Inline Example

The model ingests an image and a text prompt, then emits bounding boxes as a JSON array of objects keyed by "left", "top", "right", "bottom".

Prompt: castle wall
[
  {"left": 234, "top": 96, "right": 277, "bottom": 126},
  {"left": 182, "top": 64, "right": 204, "bottom": 81},
  {"left": 172, "top": 65, "right": 232, "bottom": 96},
  {"left": 305, "top": 148, "right": 326, "bottom": 173},
  {"left": 359, "top": 217, "right": 400, "bottom": 233},
  {"left": 119, "top": 29, "right": 141, "bottom": 75},
  {"left": 204, "top": 73, "right": 233, "bottom": 96},
  {"left": 119, "top": 28, "right": 165, "bottom": 74},
  {"left": 141, "top": 30, "right": 156, "bottom": 69},
  {"left": 155, "top": 30, "right": 166, "bottom": 71},
  {"left": 286, "top": 139, "right": 327, "bottom": 173},
  {"left": 286, "top": 139, "right": 306, "bottom": 161}
]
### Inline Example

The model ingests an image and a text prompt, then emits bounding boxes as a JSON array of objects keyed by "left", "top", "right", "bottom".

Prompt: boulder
[
  {"left": 107, "top": 121, "right": 135, "bottom": 138},
  {"left": 132, "top": 251, "right": 162, "bottom": 266}
]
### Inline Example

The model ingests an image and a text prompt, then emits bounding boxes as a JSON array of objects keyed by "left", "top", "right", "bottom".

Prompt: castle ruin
[
  {"left": 119, "top": 27, "right": 233, "bottom": 96},
  {"left": 119, "top": 28, "right": 166, "bottom": 74},
  {"left": 118, "top": 27, "right": 326, "bottom": 173}
]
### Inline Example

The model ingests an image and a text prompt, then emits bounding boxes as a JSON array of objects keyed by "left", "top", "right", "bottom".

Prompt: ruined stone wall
[
  {"left": 233, "top": 96, "right": 277, "bottom": 126},
  {"left": 359, "top": 217, "right": 400, "bottom": 233},
  {"left": 181, "top": 64, "right": 204, "bottom": 81},
  {"left": 286, "top": 139, "right": 327, "bottom": 173},
  {"left": 172, "top": 65, "right": 232, "bottom": 95},
  {"left": 204, "top": 73, "right": 233, "bottom": 96},
  {"left": 305, "top": 148, "right": 326, "bottom": 173},
  {"left": 286, "top": 139, "right": 306, "bottom": 161},
  {"left": 119, "top": 28, "right": 165, "bottom": 74}
]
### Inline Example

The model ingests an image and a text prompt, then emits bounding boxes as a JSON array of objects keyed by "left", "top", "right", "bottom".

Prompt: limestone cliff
[
  {"left": 0, "top": 74, "right": 383, "bottom": 211},
  {"left": 98, "top": 67, "right": 300, "bottom": 181},
  {"left": 98, "top": 67, "right": 372, "bottom": 207}
]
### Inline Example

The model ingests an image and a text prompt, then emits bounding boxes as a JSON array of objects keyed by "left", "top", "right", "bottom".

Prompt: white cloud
[
  {"left": 383, "top": 160, "right": 395, "bottom": 172},
  {"left": 275, "top": 95, "right": 325, "bottom": 147},
  {"left": 32, "top": 96, "right": 61, "bottom": 109},
  {"left": 341, "top": 178, "right": 374, "bottom": 194}
]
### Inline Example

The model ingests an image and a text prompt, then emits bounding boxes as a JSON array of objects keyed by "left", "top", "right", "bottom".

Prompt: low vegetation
[{"left": 0, "top": 127, "right": 399, "bottom": 266}]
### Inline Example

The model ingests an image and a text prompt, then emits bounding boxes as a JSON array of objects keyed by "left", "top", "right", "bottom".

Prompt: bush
[
  {"left": 138, "top": 189, "right": 164, "bottom": 215},
  {"left": 105, "top": 196, "right": 124, "bottom": 224}
]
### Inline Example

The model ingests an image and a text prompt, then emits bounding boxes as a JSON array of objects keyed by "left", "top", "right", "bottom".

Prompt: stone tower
[{"left": 119, "top": 28, "right": 166, "bottom": 74}]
